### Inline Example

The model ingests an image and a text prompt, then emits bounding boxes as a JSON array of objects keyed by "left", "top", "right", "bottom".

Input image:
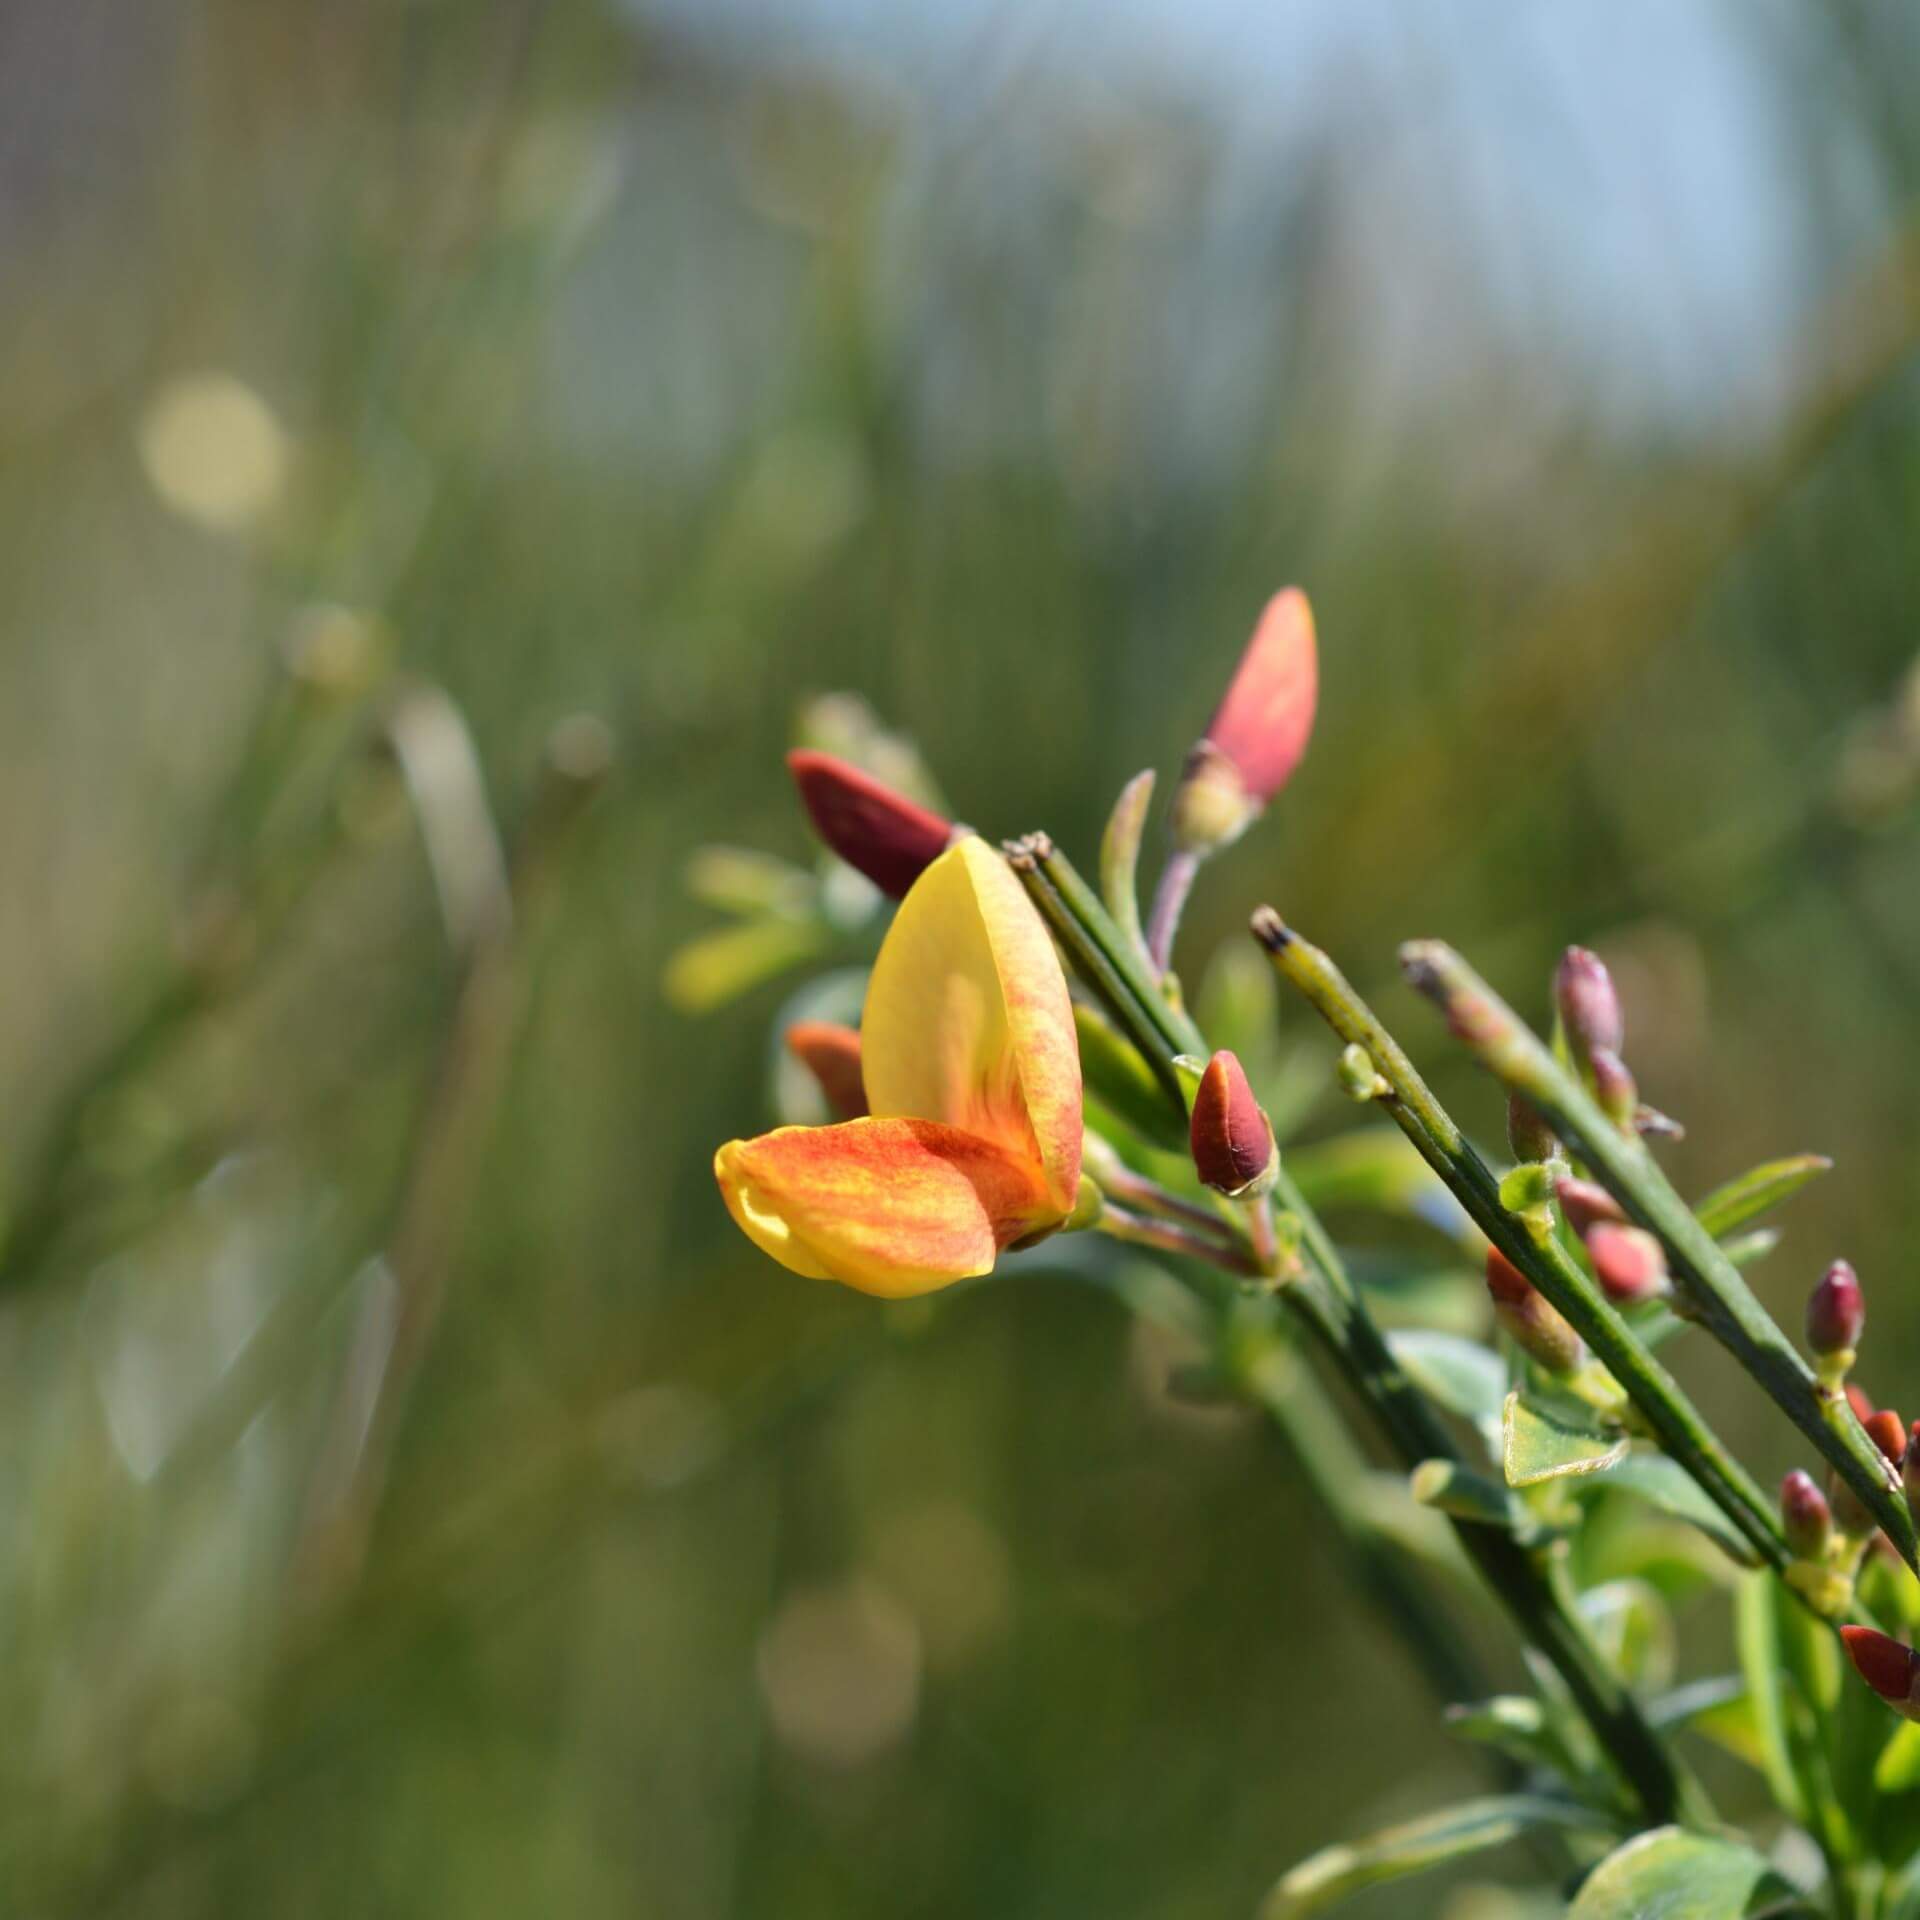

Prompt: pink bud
[
  {"left": 1807, "top": 1260, "right": 1865, "bottom": 1358},
  {"left": 1203, "top": 588, "right": 1318, "bottom": 805},
  {"left": 1189, "top": 1050, "right": 1277, "bottom": 1196},
  {"left": 1555, "top": 947, "right": 1624, "bottom": 1060},
  {"left": 1555, "top": 1175, "right": 1624, "bottom": 1238},
  {"left": 1842, "top": 1626, "right": 1920, "bottom": 1718},
  {"left": 1486, "top": 1247, "right": 1585, "bottom": 1376},
  {"left": 1588, "top": 1048, "right": 1638, "bottom": 1128},
  {"left": 1172, "top": 590, "right": 1318, "bottom": 852},
  {"left": 1780, "top": 1469, "right": 1831, "bottom": 1559},
  {"left": 1506, "top": 1093, "right": 1556, "bottom": 1165},
  {"left": 1586, "top": 1224, "right": 1669, "bottom": 1306},
  {"left": 784, "top": 1021, "right": 868, "bottom": 1120},
  {"left": 786, "top": 750, "right": 955, "bottom": 899}
]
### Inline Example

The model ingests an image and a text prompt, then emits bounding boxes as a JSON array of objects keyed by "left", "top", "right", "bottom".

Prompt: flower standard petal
[
  {"left": 861, "top": 837, "right": 1082, "bottom": 1211},
  {"left": 714, "top": 1117, "right": 1055, "bottom": 1297},
  {"left": 785, "top": 1020, "right": 868, "bottom": 1119}
]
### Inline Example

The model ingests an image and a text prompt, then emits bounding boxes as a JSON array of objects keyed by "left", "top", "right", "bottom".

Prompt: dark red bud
[
  {"left": 1780, "top": 1469, "right": 1832, "bottom": 1559},
  {"left": 1842, "top": 1626, "right": 1920, "bottom": 1714},
  {"left": 1586, "top": 1223, "right": 1668, "bottom": 1305},
  {"left": 1190, "top": 1050, "right": 1276, "bottom": 1195},
  {"left": 784, "top": 1021, "right": 868, "bottom": 1120},
  {"left": 1555, "top": 947, "right": 1624, "bottom": 1062},
  {"left": 1867, "top": 1409, "right": 1908, "bottom": 1467},
  {"left": 1807, "top": 1260, "right": 1865, "bottom": 1358},
  {"left": 786, "top": 750, "right": 955, "bottom": 899}
]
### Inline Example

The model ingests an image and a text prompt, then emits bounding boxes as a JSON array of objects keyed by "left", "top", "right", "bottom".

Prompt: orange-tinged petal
[
  {"left": 785, "top": 1020, "right": 868, "bottom": 1119},
  {"left": 1204, "top": 587, "right": 1318, "bottom": 802},
  {"left": 861, "top": 837, "right": 1081, "bottom": 1211},
  {"left": 714, "top": 1117, "right": 1054, "bottom": 1297}
]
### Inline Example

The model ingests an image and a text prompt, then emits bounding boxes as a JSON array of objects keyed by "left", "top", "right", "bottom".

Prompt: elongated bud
[
  {"left": 1867, "top": 1408, "right": 1907, "bottom": 1468},
  {"left": 1781, "top": 1469, "right": 1833, "bottom": 1559},
  {"left": 1589, "top": 1048, "right": 1639, "bottom": 1128},
  {"left": 1807, "top": 1260, "right": 1865, "bottom": 1362},
  {"left": 786, "top": 750, "right": 956, "bottom": 898},
  {"left": 1190, "top": 1050, "right": 1278, "bottom": 1197},
  {"left": 784, "top": 1021, "right": 867, "bottom": 1120},
  {"left": 1586, "top": 1223, "right": 1669, "bottom": 1305},
  {"left": 1842, "top": 1626, "right": 1920, "bottom": 1720},
  {"left": 1486, "top": 1247, "right": 1585, "bottom": 1376},
  {"left": 1555, "top": 947, "right": 1624, "bottom": 1065},
  {"left": 1171, "top": 589, "right": 1318, "bottom": 854},
  {"left": 1555, "top": 1175, "right": 1624, "bottom": 1238},
  {"left": 1507, "top": 1093, "right": 1556, "bottom": 1165}
]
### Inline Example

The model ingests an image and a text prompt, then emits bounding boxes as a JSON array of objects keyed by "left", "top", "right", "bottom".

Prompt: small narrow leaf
[
  {"left": 1593, "top": 1448, "right": 1764, "bottom": 1568},
  {"left": 1410, "top": 1458, "right": 1526, "bottom": 1532},
  {"left": 1442, "top": 1697, "right": 1579, "bottom": 1782},
  {"left": 1568, "top": 1827, "right": 1808, "bottom": 1918},
  {"left": 1100, "top": 770, "right": 1156, "bottom": 962},
  {"left": 1876, "top": 1721, "right": 1920, "bottom": 1794},
  {"left": 1503, "top": 1391, "right": 1628, "bottom": 1487},
  {"left": 1074, "top": 1003, "right": 1188, "bottom": 1149},
  {"left": 1735, "top": 1572, "right": 1805, "bottom": 1820},
  {"left": 1262, "top": 1795, "right": 1614, "bottom": 1920},
  {"left": 1389, "top": 1331, "right": 1507, "bottom": 1429},
  {"left": 1693, "top": 1155, "right": 1833, "bottom": 1240}
]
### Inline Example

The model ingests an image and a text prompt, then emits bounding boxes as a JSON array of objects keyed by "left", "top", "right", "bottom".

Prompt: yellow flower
[{"left": 715, "top": 837, "right": 1083, "bottom": 1297}]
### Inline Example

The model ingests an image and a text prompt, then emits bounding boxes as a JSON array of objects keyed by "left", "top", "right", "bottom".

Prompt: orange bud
[
  {"left": 1866, "top": 1409, "right": 1907, "bottom": 1467},
  {"left": 1171, "top": 589, "right": 1317, "bottom": 852},
  {"left": 785, "top": 1021, "right": 868, "bottom": 1120},
  {"left": 1842, "top": 1626, "right": 1920, "bottom": 1719},
  {"left": 1847, "top": 1381, "right": 1876, "bottom": 1424},
  {"left": 786, "top": 750, "right": 955, "bottom": 898},
  {"left": 1585, "top": 1223, "right": 1669, "bottom": 1306},
  {"left": 1189, "top": 1050, "right": 1276, "bottom": 1196}
]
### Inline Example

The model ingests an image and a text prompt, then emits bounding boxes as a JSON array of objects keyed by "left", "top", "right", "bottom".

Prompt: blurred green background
[{"left": 9, "top": 1, "right": 1920, "bottom": 1913}]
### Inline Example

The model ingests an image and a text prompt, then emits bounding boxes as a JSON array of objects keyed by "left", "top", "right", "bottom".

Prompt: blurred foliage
[{"left": 9, "top": 0, "right": 1920, "bottom": 1914}]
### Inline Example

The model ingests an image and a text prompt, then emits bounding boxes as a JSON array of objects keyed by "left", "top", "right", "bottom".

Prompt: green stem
[
  {"left": 1008, "top": 840, "right": 1691, "bottom": 1827},
  {"left": 1253, "top": 911, "right": 1788, "bottom": 1575},
  {"left": 1397, "top": 938, "right": 1916, "bottom": 1575},
  {"left": 1095, "top": 1204, "right": 1261, "bottom": 1278}
]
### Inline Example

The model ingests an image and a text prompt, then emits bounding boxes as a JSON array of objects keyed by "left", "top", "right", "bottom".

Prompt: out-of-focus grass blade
[{"left": 1692, "top": 1155, "right": 1832, "bottom": 1240}]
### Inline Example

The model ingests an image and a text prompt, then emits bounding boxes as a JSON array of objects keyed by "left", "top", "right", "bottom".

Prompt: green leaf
[
  {"left": 1442, "top": 1697, "right": 1581, "bottom": 1783},
  {"left": 1411, "top": 1458, "right": 1528, "bottom": 1532},
  {"left": 1075, "top": 1002, "right": 1188, "bottom": 1149},
  {"left": 1734, "top": 1572, "right": 1804, "bottom": 1820},
  {"left": 1503, "top": 1391, "right": 1628, "bottom": 1486},
  {"left": 1568, "top": 1827, "right": 1810, "bottom": 1918},
  {"left": 1692, "top": 1155, "right": 1833, "bottom": 1240},
  {"left": 1287, "top": 1128, "right": 1471, "bottom": 1243},
  {"left": 1647, "top": 1674, "right": 1744, "bottom": 1730},
  {"left": 683, "top": 844, "right": 815, "bottom": 919},
  {"left": 1389, "top": 1330, "right": 1507, "bottom": 1430},
  {"left": 1262, "top": 1795, "right": 1614, "bottom": 1920},
  {"left": 1876, "top": 1721, "right": 1920, "bottom": 1794},
  {"left": 661, "top": 916, "right": 829, "bottom": 1014},
  {"left": 1591, "top": 1448, "right": 1763, "bottom": 1568},
  {"left": 1577, "top": 1579, "right": 1675, "bottom": 1692},
  {"left": 1099, "top": 770, "right": 1155, "bottom": 961}
]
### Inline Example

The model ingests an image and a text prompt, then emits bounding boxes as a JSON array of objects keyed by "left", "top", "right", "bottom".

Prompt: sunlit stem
[
  {"left": 1096, "top": 1203, "right": 1261, "bottom": 1278},
  {"left": 1145, "top": 847, "right": 1203, "bottom": 973}
]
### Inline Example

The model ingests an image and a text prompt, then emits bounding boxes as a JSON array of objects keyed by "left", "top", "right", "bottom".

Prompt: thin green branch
[
  {"left": 1252, "top": 910, "right": 1787, "bottom": 1576},
  {"left": 1396, "top": 938, "right": 1914, "bottom": 1574}
]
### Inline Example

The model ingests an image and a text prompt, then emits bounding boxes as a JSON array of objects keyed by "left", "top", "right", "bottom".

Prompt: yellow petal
[
  {"left": 861, "top": 837, "right": 1082, "bottom": 1211},
  {"left": 714, "top": 1118, "right": 1053, "bottom": 1297}
]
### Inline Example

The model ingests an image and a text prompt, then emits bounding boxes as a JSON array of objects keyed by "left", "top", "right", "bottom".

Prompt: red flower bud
[
  {"left": 1807, "top": 1260, "right": 1865, "bottom": 1359},
  {"left": 1555, "top": 947, "right": 1624, "bottom": 1063},
  {"left": 1189, "top": 1050, "right": 1277, "bottom": 1196},
  {"left": 1904, "top": 1422, "right": 1920, "bottom": 1523},
  {"left": 1171, "top": 589, "right": 1318, "bottom": 852},
  {"left": 1780, "top": 1469, "right": 1832, "bottom": 1559},
  {"left": 1486, "top": 1247, "right": 1585, "bottom": 1376},
  {"left": 1555, "top": 1175, "right": 1624, "bottom": 1238},
  {"left": 1847, "top": 1382, "right": 1876, "bottom": 1424},
  {"left": 1585, "top": 1223, "right": 1669, "bottom": 1305},
  {"left": 786, "top": 750, "right": 955, "bottom": 899},
  {"left": 1588, "top": 1048, "right": 1638, "bottom": 1127},
  {"left": 1842, "top": 1626, "right": 1920, "bottom": 1718},
  {"left": 784, "top": 1021, "right": 868, "bottom": 1120},
  {"left": 1867, "top": 1408, "right": 1908, "bottom": 1467}
]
